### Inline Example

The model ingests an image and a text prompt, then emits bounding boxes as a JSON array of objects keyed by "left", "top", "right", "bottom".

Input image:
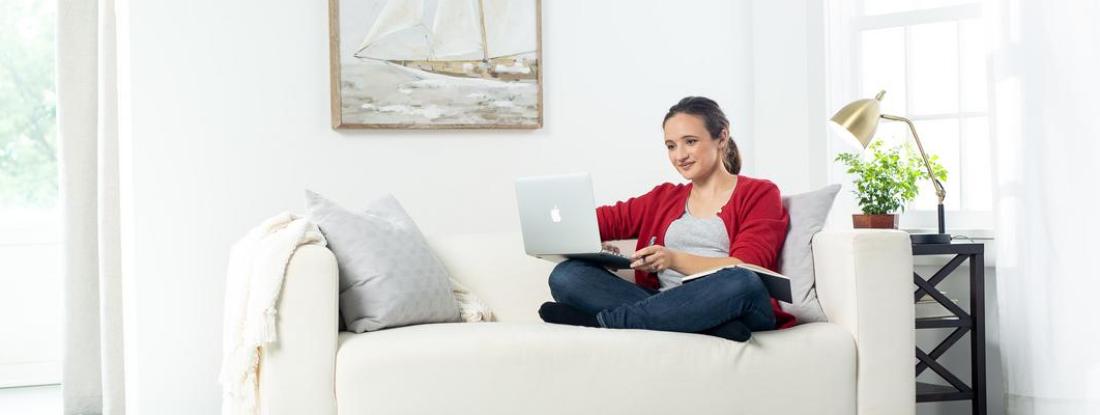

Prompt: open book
[{"left": 682, "top": 263, "right": 793, "bottom": 304}]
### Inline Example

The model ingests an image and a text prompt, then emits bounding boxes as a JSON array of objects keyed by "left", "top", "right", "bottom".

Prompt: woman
[{"left": 538, "top": 96, "right": 797, "bottom": 341}]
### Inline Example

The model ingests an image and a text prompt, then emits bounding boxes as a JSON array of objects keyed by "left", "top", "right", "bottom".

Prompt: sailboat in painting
[{"left": 355, "top": 0, "right": 538, "bottom": 81}]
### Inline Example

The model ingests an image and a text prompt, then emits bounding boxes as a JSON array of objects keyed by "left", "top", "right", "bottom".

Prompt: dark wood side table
[{"left": 912, "top": 242, "right": 986, "bottom": 415}]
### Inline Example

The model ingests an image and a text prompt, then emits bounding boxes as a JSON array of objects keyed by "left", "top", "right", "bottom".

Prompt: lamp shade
[{"left": 829, "top": 90, "right": 886, "bottom": 149}]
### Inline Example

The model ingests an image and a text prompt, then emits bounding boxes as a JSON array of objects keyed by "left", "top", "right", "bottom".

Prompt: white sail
[
  {"left": 355, "top": 0, "right": 430, "bottom": 61},
  {"left": 481, "top": 0, "right": 537, "bottom": 59},
  {"left": 430, "top": 0, "right": 484, "bottom": 60}
]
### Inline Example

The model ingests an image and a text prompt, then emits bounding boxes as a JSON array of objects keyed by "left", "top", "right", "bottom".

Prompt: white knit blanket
[{"left": 219, "top": 212, "right": 326, "bottom": 415}]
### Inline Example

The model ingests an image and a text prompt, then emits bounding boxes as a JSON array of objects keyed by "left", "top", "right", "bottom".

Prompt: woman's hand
[{"left": 630, "top": 245, "right": 678, "bottom": 273}]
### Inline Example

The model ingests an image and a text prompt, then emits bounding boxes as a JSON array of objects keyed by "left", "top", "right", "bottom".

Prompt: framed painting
[{"left": 328, "top": 0, "right": 543, "bottom": 129}]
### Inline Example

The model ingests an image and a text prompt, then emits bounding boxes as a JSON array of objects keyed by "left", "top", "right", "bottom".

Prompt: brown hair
[{"left": 661, "top": 96, "right": 741, "bottom": 174}]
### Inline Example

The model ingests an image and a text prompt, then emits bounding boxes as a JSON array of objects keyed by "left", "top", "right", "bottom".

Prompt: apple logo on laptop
[{"left": 550, "top": 205, "right": 562, "bottom": 223}]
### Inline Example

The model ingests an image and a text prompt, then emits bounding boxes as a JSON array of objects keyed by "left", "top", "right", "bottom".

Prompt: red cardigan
[{"left": 595, "top": 175, "right": 797, "bottom": 329}]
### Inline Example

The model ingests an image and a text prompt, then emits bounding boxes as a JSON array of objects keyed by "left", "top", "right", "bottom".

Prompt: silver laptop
[{"left": 514, "top": 173, "right": 632, "bottom": 269}]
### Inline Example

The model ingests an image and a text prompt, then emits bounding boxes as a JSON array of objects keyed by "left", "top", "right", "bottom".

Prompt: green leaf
[{"left": 832, "top": 137, "right": 951, "bottom": 214}]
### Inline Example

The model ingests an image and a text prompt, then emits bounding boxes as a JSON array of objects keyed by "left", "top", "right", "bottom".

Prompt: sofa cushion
[
  {"left": 334, "top": 322, "right": 855, "bottom": 414},
  {"left": 426, "top": 232, "right": 555, "bottom": 323},
  {"left": 306, "top": 191, "right": 460, "bottom": 332},
  {"left": 778, "top": 184, "right": 841, "bottom": 323}
]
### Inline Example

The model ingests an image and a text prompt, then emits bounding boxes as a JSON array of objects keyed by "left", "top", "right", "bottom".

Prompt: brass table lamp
[{"left": 830, "top": 90, "right": 951, "bottom": 245}]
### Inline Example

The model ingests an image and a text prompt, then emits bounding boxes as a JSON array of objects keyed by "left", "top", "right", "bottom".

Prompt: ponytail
[{"left": 723, "top": 136, "right": 741, "bottom": 175}]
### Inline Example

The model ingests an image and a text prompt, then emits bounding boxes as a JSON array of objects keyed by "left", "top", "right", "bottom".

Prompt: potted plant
[{"left": 834, "top": 140, "right": 947, "bottom": 229}]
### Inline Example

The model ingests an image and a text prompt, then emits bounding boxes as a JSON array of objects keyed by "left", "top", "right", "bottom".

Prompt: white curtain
[
  {"left": 56, "top": 0, "right": 125, "bottom": 413},
  {"left": 988, "top": 0, "right": 1100, "bottom": 413}
]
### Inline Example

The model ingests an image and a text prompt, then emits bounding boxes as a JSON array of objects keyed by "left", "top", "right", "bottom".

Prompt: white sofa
[{"left": 258, "top": 229, "right": 915, "bottom": 415}]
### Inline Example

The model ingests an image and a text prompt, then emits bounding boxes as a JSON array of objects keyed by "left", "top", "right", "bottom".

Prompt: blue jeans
[{"left": 547, "top": 260, "right": 776, "bottom": 333}]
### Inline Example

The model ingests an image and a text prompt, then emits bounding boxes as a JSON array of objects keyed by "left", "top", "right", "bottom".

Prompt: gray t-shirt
[{"left": 657, "top": 208, "right": 731, "bottom": 291}]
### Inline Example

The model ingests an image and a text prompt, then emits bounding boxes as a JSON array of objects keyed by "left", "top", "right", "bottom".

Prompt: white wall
[
  {"left": 749, "top": 0, "right": 828, "bottom": 196},
  {"left": 118, "top": 0, "right": 756, "bottom": 412}
]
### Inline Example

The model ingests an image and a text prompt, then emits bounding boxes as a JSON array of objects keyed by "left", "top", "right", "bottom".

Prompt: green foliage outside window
[
  {"left": 835, "top": 140, "right": 948, "bottom": 215},
  {"left": 0, "top": 0, "right": 57, "bottom": 208}
]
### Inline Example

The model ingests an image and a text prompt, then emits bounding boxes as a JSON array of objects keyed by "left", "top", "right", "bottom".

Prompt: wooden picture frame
[{"left": 328, "top": 0, "right": 543, "bottom": 129}]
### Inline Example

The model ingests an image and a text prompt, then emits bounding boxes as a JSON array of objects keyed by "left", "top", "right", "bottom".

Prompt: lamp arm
[{"left": 881, "top": 114, "right": 946, "bottom": 203}]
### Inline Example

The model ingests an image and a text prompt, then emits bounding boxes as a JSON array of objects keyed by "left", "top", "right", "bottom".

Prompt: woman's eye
[
  {"left": 686, "top": 139, "right": 697, "bottom": 145},
  {"left": 666, "top": 145, "right": 675, "bottom": 150}
]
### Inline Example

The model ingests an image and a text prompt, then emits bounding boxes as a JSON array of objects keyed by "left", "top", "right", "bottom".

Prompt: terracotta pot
[{"left": 852, "top": 213, "right": 899, "bottom": 229}]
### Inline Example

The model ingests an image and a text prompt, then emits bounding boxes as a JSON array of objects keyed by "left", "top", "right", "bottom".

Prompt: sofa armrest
[
  {"left": 812, "top": 229, "right": 915, "bottom": 415},
  {"left": 258, "top": 244, "right": 338, "bottom": 415}
]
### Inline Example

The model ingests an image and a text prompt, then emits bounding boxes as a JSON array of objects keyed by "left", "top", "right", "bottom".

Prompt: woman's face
[{"left": 663, "top": 113, "right": 726, "bottom": 181}]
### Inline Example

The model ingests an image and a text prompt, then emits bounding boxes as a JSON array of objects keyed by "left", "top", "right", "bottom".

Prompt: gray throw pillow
[
  {"left": 778, "top": 184, "right": 841, "bottom": 324},
  {"left": 306, "top": 190, "right": 461, "bottom": 332}
]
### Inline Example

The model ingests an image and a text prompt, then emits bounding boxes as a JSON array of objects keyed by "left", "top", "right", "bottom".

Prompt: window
[
  {"left": 0, "top": 0, "right": 60, "bottom": 388},
  {"left": 827, "top": 0, "right": 994, "bottom": 231}
]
